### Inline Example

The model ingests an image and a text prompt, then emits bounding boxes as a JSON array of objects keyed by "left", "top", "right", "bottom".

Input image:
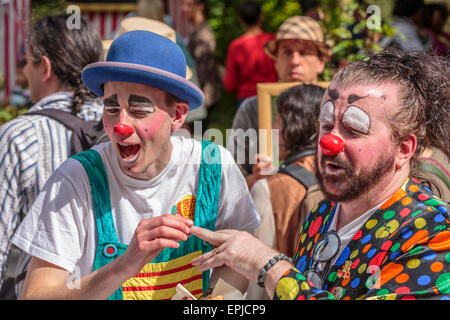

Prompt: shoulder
[
  {"left": 0, "top": 115, "right": 38, "bottom": 146},
  {"left": 231, "top": 96, "right": 258, "bottom": 129}
]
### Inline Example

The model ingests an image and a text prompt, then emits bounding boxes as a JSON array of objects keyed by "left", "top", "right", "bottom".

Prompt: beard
[{"left": 315, "top": 150, "right": 396, "bottom": 203}]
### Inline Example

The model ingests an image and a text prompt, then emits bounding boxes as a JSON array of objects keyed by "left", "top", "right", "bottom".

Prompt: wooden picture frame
[{"left": 257, "top": 81, "right": 330, "bottom": 159}]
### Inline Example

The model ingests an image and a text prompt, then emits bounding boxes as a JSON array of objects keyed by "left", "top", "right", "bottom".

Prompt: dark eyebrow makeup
[
  {"left": 103, "top": 94, "right": 119, "bottom": 106},
  {"left": 128, "top": 94, "right": 153, "bottom": 104}
]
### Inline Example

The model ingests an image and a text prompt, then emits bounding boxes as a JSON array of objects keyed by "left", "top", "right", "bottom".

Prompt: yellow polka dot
[
  {"left": 407, "top": 258, "right": 421, "bottom": 269},
  {"left": 350, "top": 249, "right": 359, "bottom": 259},
  {"left": 408, "top": 185, "right": 419, "bottom": 192},
  {"left": 301, "top": 233, "right": 307, "bottom": 243},
  {"left": 358, "top": 263, "right": 367, "bottom": 274},
  {"left": 414, "top": 218, "right": 426, "bottom": 229},
  {"left": 301, "top": 281, "right": 310, "bottom": 291},
  {"left": 366, "top": 219, "right": 378, "bottom": 230},
  {"left": 375, "top": 220, "right": 399, "bottom": 238},
  {"left": 306, "top": 241, "right": 313, "bottom": 251},
  {"left": 276, "top": 277, "right": 299, "bottom": 300},
  {"left": 311, "top": 203, "right": 319, "bottom": 213}
]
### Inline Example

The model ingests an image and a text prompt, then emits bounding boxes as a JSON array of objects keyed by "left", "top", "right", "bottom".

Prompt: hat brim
[
  {"left": 82, "top": 61, "right": 204, "bottom": 110},
  {"left": 264, "top": 38, "right": 332, "bottom": 60}
]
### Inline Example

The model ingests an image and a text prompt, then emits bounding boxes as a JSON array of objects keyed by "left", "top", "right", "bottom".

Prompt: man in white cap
[{"left": 11, "top": 30, "right": 259, "bottom": 300}]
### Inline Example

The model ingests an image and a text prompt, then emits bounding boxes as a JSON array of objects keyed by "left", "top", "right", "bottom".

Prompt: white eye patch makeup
[
  {"left": 319, "top": 100, "right": 335, "bottom": 124},
  {"left": 342, "top": 106, "right": 370, "bottom": 134}
]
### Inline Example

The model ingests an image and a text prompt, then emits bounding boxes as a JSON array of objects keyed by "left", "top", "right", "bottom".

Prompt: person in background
[
  {"left": 379, "top": 0, "right": 431, "bottom": 52},
  {"left": 222, "top": 1, "right": 278, "bottom": 107},
  {"left": 181, "top": 0, "right": 222, "bottom": 134},
  {"left": 0, "top": 14, "right": 103, "bottom": 300},
  {"left": 422, "top": 2, "right": 449, "bottom": 56},
  {"left": 230, "top": 15, "right": 331, "bottom": 178}
]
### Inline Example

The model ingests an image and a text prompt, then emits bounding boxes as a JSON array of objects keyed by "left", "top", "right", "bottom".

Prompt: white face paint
[
  {"left": 319, "top": 100, "right": 335, "bottom": 125},
  {"left": 367, "top": 88, "right": 384, "bottom": 98},
  {"left": 342, "top": 105, "right": 370, "bottom": 134}
]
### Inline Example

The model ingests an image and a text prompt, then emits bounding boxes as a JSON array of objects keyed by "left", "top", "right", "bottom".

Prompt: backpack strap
[
  {"left": 278, "top": 165, "right": 317, "bottom": 190},
  {"left": 25, "top": 109, "right": 83, "bottom": 130}
]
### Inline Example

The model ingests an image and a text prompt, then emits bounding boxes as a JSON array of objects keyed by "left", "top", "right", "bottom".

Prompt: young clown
[{"left": 11, "top": 31, "right": 260, "bottom": 300}]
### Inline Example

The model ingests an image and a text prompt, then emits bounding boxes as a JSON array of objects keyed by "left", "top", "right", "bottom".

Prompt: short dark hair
[
  {"left": 333, "top": 48, "right": 450, "bottom": 172},
  {"left": 238, "top": 1, "right": 261, "bottom": 26},
  {"left": 28, "top": 13, "right": 103, "bottom": 114},
  {"left": 276, "top": 84, "right": 325, "bottom": 156},
  {"left": 393, "top": 0, "right": 424, "bottom": 17}
]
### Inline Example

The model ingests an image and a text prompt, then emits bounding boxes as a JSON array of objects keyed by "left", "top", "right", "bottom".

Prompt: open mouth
[{"left": 117, "top": 143, "right": 141, "bottom": 163}]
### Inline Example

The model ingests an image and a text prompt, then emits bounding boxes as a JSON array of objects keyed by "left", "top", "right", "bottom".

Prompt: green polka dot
[
  {"left": 391, "top": 242, "right": 401, "bottom": 252},
  {"left": 304, "top": 220, "right": 309, "bottom": 229},
  {"left": 296, "top": 273, "right": 306, "bottom": 282},
  {"left": 425, "top": 198, "right": 445, "bottom": 207},
  {"left": 376, "top": 288, "right": 389, "bottom": 296},
  {"left": 445, "top": 252, "right": 450, "bottom": 263},
  {"left": 328, "top": 272, "right": 338, "bottom": 282},
  {"left": 436, "top": 273, "right": 450, "bottom": 294},
  {"left": 409, "top": 246, "right": 423, "bottom": 256},
  {"left": 383, "top": 210, "right": 396, "bottom": 220},
  {"left": 411, "top": 210, "right": 423, "bottom": 218}
]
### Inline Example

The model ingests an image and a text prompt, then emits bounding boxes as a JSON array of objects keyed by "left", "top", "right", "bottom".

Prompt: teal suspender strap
[
  {"left": 195, "top": 141, "right": 222, "bottom": 291},
  {"left": 72, "top": 149, "right": 125, "bottom": 300}
]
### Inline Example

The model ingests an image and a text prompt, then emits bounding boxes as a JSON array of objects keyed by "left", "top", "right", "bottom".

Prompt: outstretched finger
[
  {"left": 190, "top": 226, "right": 229, "bottom": 246},
  {"left": 191, "top": 246, "right": 225, "bottom": 272}
]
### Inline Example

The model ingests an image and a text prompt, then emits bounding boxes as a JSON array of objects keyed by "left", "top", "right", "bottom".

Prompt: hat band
[{"left": 82, "top": 61, "right": 204, "bottom": 97}]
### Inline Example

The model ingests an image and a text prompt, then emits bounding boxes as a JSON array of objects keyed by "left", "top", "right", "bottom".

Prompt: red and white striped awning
[{"left": 0, "top": 0, "right": 31, "bottom": 100}]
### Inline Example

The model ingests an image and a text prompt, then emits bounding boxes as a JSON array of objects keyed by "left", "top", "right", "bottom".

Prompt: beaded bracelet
[{"left": 257, "top": 253, "right": 293, "bottom": 288}]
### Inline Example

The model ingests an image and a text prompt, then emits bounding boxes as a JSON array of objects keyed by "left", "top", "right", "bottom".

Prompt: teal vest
[{"left": 72, "top": 141, "right": 221, "bottom": 300}]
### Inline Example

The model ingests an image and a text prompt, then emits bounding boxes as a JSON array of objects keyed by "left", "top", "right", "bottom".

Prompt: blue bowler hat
[{"left": 82, "top": 30, "right": 204, "bottom": 110}]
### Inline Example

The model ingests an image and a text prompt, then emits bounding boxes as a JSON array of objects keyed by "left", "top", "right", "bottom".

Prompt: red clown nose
[
  {"left": 113, "top": 123, "right": 134, "bottom": 137},
  {"left": 319, "top": 134, "right": 344, "bottom": 156}
]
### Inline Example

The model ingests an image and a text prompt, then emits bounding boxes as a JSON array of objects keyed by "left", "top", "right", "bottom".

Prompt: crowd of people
[{"left": 0, "top": 0, "right": 448, "bottom": 301}]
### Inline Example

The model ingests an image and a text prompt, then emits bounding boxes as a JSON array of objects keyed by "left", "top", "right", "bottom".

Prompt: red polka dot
[
  {"left": 399, "top": 208, "right": 411, "bottom": 217},
  {"left": 106, "top": 247, "right": 115, "bottom": 254},
  {"left": 353, "top": 230, "right": 363, "bottom": 240},
  {"left": 351, "top": 258, "right": 360, "bottom": 269},
  {"left": 395, "top": 286, "right": 410, "bottom": 294},
  {"left": 297, "top": 295, "right": 306, "bottom": 300},
  {"left": 381, "top": 240, "right": 393, "bottom": 251},
  {"left": 418, "top": 193, "right": 429, "bottom": 201},
  {"left": 401, "top": 295, "right": 416, "bottom": 300}
]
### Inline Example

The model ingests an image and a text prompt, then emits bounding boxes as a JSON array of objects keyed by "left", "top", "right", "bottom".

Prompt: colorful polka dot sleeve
[{"left": 274, "top": 178, "right": 450, "bottom": 300}]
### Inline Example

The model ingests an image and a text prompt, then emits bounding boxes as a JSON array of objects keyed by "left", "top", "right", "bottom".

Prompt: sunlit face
[
  {"left": 275, "top": 39, "right": 325, "bottom": 83},
  {"left": 315, "top": 82, "right": 402, "bottom": 202},
  {"left": 103, "top": 82, "right": 180, "bottom": 180}
]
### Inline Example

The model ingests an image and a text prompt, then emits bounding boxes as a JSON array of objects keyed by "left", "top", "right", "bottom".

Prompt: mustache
[{"left": 320, "top": 154, "right": 353, "bottom": 176}]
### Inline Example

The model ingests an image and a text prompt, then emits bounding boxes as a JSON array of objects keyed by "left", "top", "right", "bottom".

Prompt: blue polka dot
[
  {"left": 351, "top": 278, "right": 360, "bottom": 288},
  {"left": 417, "top": 275, "right": 431, "bottom": 286},
  {"left": 297, "top": 256, "right": 307, "bottom": 273},
  {"left": 390, "top": 251, "right": 401, "bottom": 261},
  {"left": 367, "top": 248, "right": 377, "bottom": 258},
  {"left": 423, "top": 251, "right": 436, "bottom": 260},
  {"left": 401, "top": 228, "right": 413, "bottom": 239},
  {"left": 441, "top": 296, "right": 450, "bottom": 300},
  {"left": 335, "top": 247, "right": 351, "bottom": 266},
  {"left": 424, "top": 186, "right": 432, "bottom": 193},
  {"left": 417, "top": 202, "right": 424, "bottom": 206},
  {"left": 434, "top": 213, "right": 445, "bottom": 223},
  {"left": 361, "top": 234, "right": 371, "bottom": 244},
  {"left": 438, "top": 206, "right": 447, "bottom": 214},
  {"left": 319, "top": 204, "right": 327, "bottom": 213}
]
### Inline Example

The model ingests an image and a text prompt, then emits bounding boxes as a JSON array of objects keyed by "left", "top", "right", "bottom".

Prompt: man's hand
[{"left": 190, "top": 227, "right": 279, "bottom": 280}]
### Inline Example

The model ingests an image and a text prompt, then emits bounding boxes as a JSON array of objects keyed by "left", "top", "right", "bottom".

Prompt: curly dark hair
[
  {"left": 27, "top": 13, "right": 103, "bottom": 114},
  {"left": 276, "top": 84, "right": 325, "bottom": 156},
  {"left": 332, "top": 48, "right": 450, "bottom": 173}
]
